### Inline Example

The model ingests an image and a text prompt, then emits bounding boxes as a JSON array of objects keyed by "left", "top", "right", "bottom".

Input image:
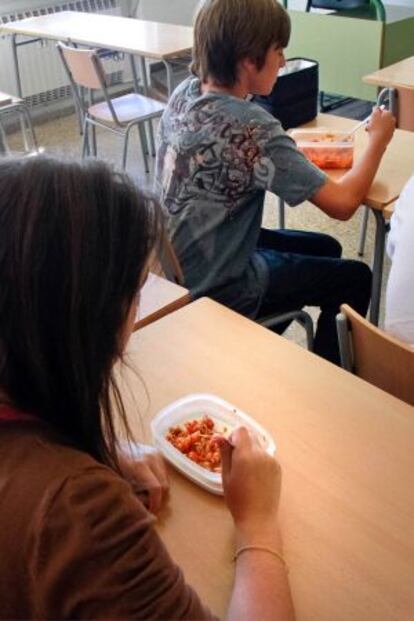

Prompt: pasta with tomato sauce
[{"left": 166, "top": 416, "right": 227, "bottom": 472}]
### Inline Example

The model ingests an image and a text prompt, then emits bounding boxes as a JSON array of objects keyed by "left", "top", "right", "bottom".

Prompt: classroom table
[
  {"left": 363, "top": 56, "right": 414, "bottom": 131},
  {"left": 0, "top": 11, "right": 193, "bottom": 99},
  {"left": 294, "top": 113, "right": 414, "bottom": 325},
  {"left": 383, "top": 201, "right": 395, "bottom": 221},
  {"left": 133, "top": 272, "right": 191, "bottom": 331},
  {"left": 121, "top": 297, "right": 414, "bottom": 621}
]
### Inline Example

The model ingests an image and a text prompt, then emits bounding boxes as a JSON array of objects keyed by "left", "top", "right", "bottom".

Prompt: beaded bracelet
[{"left": 233, "top": 544, "right": 287, "bottom": 570}]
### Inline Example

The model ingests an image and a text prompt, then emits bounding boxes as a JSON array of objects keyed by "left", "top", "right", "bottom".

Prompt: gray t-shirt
[{"left": 155, "top": 77, "right": 326, "bottom": 317}]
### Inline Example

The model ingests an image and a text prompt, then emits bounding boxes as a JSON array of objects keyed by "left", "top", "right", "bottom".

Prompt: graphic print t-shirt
[{"left": 155, "top": 77, "right": 326, "bottom": 317}]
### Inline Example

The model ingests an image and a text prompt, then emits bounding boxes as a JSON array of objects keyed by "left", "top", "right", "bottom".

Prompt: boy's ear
[{"left": 239, "top": 56, "right": 257, "bottom": 77}]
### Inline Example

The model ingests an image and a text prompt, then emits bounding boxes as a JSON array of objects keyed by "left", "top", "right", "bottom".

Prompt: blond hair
[{"left": 191, "top": 0, "right": 291, "bottom": 87}]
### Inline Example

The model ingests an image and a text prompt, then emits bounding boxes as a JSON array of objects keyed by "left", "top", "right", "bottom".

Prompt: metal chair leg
[
  {"left": 369, "top": 209, "right": 387, "bottom": 326},
  {"left": 122, "top": 128, "right": 130, "bottom": 170},
  {"left": 137, "top": 123, "right": 149, "bottom": 173},
  {"left": 147, "top": 119, "right": 156, "bottom": 156},
  {"left": 295, "top": 310, "right": 314, "bottom": 351},
  {"left": 81, "top": 118, "right": 90, "bottom": 157},
  {"left": 22, "top": 108, "right": 38, "bottom": 152},
  {"left": 336, "top": 312, "right": 353, "bottom": 372},
  {"left": 278, "top": 198, "right": 285, "bottom": 229},
  {"left": 357, "top": 205, "right": 370, "bottom": 257},
  {"left": 259, "top": 309, "right": 314, "bottom": 351},
  {"left": 91, "top": 124, "right": 97, "bottom": 156},
  {"left": 0, "top": 121, "right": 9, "bottom": 155},
  {"left": 77, "top": 86, "right": 85, "bottom": 136},
  {"left": 140, "top": 121, "right": 149, "bottom": 155}
]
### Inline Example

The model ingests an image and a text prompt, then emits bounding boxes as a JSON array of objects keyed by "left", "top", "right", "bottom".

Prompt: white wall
[{"left": 136, "top": 0, "right": 199, "bottom": 25}]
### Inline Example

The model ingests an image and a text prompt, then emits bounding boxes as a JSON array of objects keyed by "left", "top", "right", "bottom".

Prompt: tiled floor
[{"left": 4, "top": 102, "right": 390, "bottom": 352}]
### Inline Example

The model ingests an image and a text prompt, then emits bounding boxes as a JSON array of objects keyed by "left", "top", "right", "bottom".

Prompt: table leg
[
  {"left": 138, "top": 55, "right": 155, "bottom": 156},
  {"left": 19, "top": 109, "right": 30, "bottom": 152},
  {"left": 21, "top": 105, "right": 39, "bottom": 152},
  {"left": 369, "top": 208, "right": 387, "bottom": 326},
  {"left": 11, "top": 34, "right": 23, "bottom": 98},
  {"left": 0, "top": 121, "right": 9, "bottom": 155},
  {"left": 357, "top": 205, "right": 370, "bottom": 257},
  {"left": 129, "top": 53, "right": 141, "bottom": 94},
  {"left": 163, "top": 60, "right": 175, "bottom": 98}
]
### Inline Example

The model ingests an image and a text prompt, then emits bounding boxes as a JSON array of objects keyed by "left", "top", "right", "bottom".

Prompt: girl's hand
[
  {"left": 216, "top": 427, "right": 281, "bottom": 535},
  {"left": 118, "top": 443, "right": 169, "bottom": 514}
]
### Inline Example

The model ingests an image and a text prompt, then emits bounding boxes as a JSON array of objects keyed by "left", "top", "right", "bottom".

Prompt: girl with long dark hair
[{"left": 0, "top": 156, "right": 293, "bottom": 620}]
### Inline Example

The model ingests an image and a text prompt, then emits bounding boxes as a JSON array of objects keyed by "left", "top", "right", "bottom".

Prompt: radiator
[{"left": 0, "top": 0, "right": 130, "bottom": 107}]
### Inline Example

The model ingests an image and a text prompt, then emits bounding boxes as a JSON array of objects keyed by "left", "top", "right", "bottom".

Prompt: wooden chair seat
[{"left": 89, "top": 92, "right": 165, "bottom": 126}]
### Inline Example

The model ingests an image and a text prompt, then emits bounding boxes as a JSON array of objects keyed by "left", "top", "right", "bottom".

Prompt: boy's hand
[{"left": 366, "top": 106, "right": 395, "bottom": 151}]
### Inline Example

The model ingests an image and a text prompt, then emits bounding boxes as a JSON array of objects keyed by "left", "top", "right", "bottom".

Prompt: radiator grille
[
  {"left": 1, "top": 1, "right": 118, "bottom": 24},
  {"left": 0, "top": 0, "right": 127, "bottom": 107}
]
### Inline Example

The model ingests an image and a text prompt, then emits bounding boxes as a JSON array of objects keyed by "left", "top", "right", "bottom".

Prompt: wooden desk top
[
  {"left": 0, "top": 11, "right": 193, "bottom": 60},
  {"left": 301, "top": 113, "right": 414, "bottom": 210},
  {"left": 133, "top": 272, "right": 190, "bottom": 330},
  {"left": 122, "top": 298, "right": 414, "bottom": 621},
  {"left": 363, "top": 56, "right": 414, "bottom": 90},
  {"left": 383, "top": 201, "right": 395, "bottom": 220}
]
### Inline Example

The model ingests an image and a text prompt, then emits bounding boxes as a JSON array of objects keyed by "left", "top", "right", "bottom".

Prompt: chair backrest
[
  {"left": 57, "top": 42, "right": 120, "bottom": 123},
  {"left": 337, "top": 304, "right": 414, "bottom": 406},
  {"left": 305, "top": 0, "right": 385, "bottom": 20},
  {"left": 158, "top": 233, "right": 185, "bottom": 285},
  {"left": 57, "top": 43, "right": 105, "bottom": 90}
]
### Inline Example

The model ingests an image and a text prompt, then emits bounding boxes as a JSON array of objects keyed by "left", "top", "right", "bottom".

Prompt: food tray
[
  {"left": 291, "top": 128, "right": 354, "bottom": 169},
  {"left": 151, "top": 393, "right": 276, "bottom": 495}
]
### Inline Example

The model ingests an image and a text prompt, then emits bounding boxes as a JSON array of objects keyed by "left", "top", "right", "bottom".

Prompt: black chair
[
  {"left": 305, "top": 0, "right": 385, "bottom": 19},
  {"left": 159, "top": 234, "right": 315, "bottom": 351}
]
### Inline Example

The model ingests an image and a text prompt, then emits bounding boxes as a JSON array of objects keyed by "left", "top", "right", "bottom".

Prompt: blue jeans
[{"left": 256, "top": 229, "right": 372, "bottom": 365}]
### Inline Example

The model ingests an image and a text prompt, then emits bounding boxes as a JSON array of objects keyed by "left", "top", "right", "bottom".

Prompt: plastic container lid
[
  {"left": 151, "top": 393, "right": 276, "bottom": 495},
  {"left": 291, "top": 128, "right": 354, "bottom": 146},
  {"left": 291, "top": 128, "right": 354, "bottom": 169}
]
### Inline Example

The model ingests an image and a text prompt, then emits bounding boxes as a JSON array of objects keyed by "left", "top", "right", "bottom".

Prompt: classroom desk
[
  {"left": 383, "top": 202, "right": 395, "bottom": 221},
  {"left": 298, "top": 113, "right": 414, "bottom": 325},
  {"left": 133, "top": 272, "right": 191, "bottom": 331},
  {"left": 0, "top": 11, "right": 193, "bottom": 99},
  {"left": 122, "top": 297, "right": 414, "bottom": 621},
  {"left": 363, "top": 57, "right": 414, "bottom": 130}
]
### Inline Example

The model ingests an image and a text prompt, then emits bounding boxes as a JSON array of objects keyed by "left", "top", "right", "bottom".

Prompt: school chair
[
  {"left": 305, "top": 0, "right": 385, "bottom": 19},
  {"left": 336, "top": 303, "right": 414, "bottom": 406},
  {"left": 0, "top": 92, "right": 38, "bottom": 155},
  {"left": 57, "top": 42, "right": 165, "bottom": 173},
  {"left": 159, "top": 234, "right": 315, "bottom": 351},
  {"left": 133, "top": 271, "right": 191, "bottom": 331}
]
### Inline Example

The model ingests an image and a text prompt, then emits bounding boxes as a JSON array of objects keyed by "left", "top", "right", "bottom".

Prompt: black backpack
[{"left": 252, "top": 58, "right": 319, "bottom": 130}]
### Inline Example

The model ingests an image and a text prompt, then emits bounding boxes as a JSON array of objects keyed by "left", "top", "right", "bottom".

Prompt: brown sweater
[{"left": 0, "top": 421, "right": 218, "bottom": 620}]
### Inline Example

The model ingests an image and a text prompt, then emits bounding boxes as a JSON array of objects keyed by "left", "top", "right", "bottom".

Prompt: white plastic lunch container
[
  {"left": 151, "top": 393, "right": 276, "bottom": 495},
  {"left": 291, "top": 128, "right": 354, "bottom": 169}
]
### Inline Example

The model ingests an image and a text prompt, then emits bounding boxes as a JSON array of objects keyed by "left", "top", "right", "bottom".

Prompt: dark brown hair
[
  {"left": 0, "top": 156, "right": 161, "bottom": 469},
  {"left": 191, "top": 0, "right": 291, "bottom": 87}
]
